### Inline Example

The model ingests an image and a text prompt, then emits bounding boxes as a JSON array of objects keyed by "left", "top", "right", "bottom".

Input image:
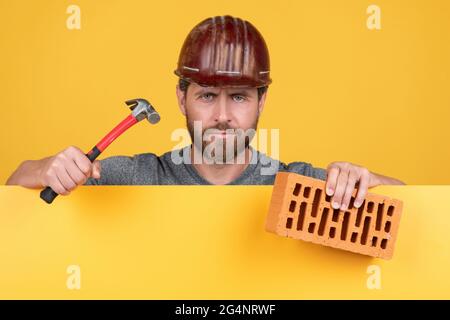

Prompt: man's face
[{"left": 176, "top": 82, "right": 267, "bottom": 162}]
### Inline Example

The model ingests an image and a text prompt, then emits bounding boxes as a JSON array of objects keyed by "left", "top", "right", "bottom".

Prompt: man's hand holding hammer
[
  {"left": 6, "top": 146, "right": 101, "bottom": 195},
  {"left": 6, "top": 98, "right": 160, "bottom": 203}
]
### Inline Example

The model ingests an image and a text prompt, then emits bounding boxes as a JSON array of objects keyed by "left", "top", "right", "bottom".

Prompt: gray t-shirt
[{"left": 84, "top": 144, "right": 327, "bottom": 185}]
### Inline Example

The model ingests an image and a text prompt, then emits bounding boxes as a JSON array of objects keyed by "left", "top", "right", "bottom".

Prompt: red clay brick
[{"left": 265, "top": 172, "right": 403, "bottom": 260}]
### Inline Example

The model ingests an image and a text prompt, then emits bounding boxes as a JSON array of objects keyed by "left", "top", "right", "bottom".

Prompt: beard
[{"left": 186, "top": 116, "right": 259, "bottom": 164}]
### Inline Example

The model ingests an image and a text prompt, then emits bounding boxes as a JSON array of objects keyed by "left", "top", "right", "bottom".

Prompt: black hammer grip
[{"left": 39, "top": 146, "right": 102, "bottom": 204}]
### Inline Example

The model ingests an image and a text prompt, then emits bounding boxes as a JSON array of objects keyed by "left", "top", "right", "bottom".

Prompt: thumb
[{"left": 92, "top": 160, "right": 101, "bottom": 179}]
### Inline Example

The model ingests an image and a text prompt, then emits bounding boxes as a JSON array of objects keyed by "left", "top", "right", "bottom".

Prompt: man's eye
[
  {"left": 200, "top": 93, "right": 215, "bottom": 101},
  {"left": 232, "top": 95, "right": 246, "bottom": 102}
]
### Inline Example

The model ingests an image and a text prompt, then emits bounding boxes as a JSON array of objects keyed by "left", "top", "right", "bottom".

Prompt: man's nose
[{"left": 214, "top": 95, "right": 231, "bottom": 123}]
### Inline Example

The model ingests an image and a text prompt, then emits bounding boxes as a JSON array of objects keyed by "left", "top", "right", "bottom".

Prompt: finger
[
  {"left": 55, "top": 165, "right": 77, "bottom": 191},
  {"left": 326, "top": 166, "right": 340, "bottom": 196},
  {"left": 340, "top": 171, "right": 358, "bottom": 210},
  {"left": 331, "top": 170, "right": 349, "bottom": 209},
  {"left": 49, "top": 175, "right": 70, "bottom": 196},
  {"left": 92, "top": 160, "right": 101, "bottom": 179},
  {"left": 65, "top": 158, "right": 89, "bottom": 185},
  {"left": 69, "top": 150, "right": 93, "bottom": 176},
  {"left": 354, "top": 171, "right": 370, "bottom": 208}
]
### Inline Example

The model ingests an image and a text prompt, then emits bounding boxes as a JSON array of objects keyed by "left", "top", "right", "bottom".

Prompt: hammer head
[{"left": 125, "top": 98, "right": 160, "bottom": 124}]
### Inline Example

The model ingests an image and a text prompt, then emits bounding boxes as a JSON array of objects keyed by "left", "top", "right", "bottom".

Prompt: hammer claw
[{"left": 125, "top": 99, "right": 138, "bottom": 110}]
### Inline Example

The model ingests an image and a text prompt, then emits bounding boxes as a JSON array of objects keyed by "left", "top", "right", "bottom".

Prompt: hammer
[{"left": 40, "top": 98, "right": 160, "bottom": 204}]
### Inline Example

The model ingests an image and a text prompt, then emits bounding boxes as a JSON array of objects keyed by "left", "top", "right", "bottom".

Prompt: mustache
[{"left": 204, "top": 123, "right": 236, "bottom": 132}]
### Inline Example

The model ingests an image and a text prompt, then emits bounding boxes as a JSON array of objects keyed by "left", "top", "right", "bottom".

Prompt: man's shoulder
[
  {"left": 97, "top": 152, "right": 159, "bottom": 170},
  {"left": 251, "top": 148, "right": 327, "bottom": 181},
  {"left": 116, "top": 147, "right": 181, "bottom": 163},
  {"left": 84, "top": 150, "right": 172, "bottom": 186},
  {"left": 279, "top": 159, "right": 328, "bottom": 181},
  {"left": 95, "top": 146, "right": 187, "bottom": 172}
]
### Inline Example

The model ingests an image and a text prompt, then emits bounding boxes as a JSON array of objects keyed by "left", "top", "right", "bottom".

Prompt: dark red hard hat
[{"left": 174, "top": 15, "right": 272, "bottom": 88}]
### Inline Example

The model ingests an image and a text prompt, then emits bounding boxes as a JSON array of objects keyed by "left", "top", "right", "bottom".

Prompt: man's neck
[{"left": 190, "top": 145, "right": 253, "bottom": 185}]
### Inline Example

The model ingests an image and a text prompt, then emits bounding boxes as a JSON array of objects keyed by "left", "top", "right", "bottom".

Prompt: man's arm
[
  {"left": 368, "top": 171, "right": 405, "bottom": 187},
  {"left": 6, "top": 157, "right": 50, "bottom": 188},
  {"left": 325, "top": 161, "right": 405, "bottom": 211},
  {"left": 5, "top": 146, "right": 101, "bottom": 195}
]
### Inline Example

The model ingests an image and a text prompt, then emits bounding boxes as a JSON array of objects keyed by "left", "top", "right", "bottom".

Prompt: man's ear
[
  {"left": 176, "top": 85, "right": 187, "bottom": 116},
  {"left": 257, "top": 89, "right": 267, "bottom": 115}
]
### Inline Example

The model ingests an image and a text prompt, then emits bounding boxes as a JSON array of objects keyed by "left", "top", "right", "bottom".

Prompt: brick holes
[
  {"left": 329, "top": 227, "right": 336, "bottom": 239},
  {"left": 318, "top": 207, "right": 329, "bottom": 236},
  {"left": 297, "top": 202, "right": 307, "bottom": 231},
  {"left": 385, "top": 221, "right": 391, "bottom": 233},
  {"left": 289, "top": 200, "right": 296, "bottom": 212},
  {"left": 348, "top": 197, "right": 355, "bottom": 210},
  {"left": 286, "top": 186, "right": 395, "bottom": 249},
  {"left": 332, "top": 209, "right": 340, "bottom": 222},
  {"left": 371, "top": 236, "right": 378, "bottom": 247},
  {"left": 361, "top": 216, "right": 371, "bottom": 245},
  {"left": 267, "top": 172, "right": 403, "bottom": 259},
  {"left": 356, "top": 201, "right": 365, "bottom": 227},
  {"left": 367, "top": 201, "right": 374, "bottom": 213},
  {"left": 303, "top": 187, "right": 311, "bottom": 198},
  {"left": 286, "top": 217, "right": 293, "bottom": 229},
  {"left": 293, "top": 183, "right": 301, "bottom": 196},
  {"left": 387, "top": 205, "right": 394, "bottom": 216},
  {"left": 376, "top": 203, "right": 384, "bottom": 231},
  {"left": 341, "top": 211, "right": 350, "bottom": 241},
  {"left": 311, "top": 189, "right": 322, "bottom": 217}
]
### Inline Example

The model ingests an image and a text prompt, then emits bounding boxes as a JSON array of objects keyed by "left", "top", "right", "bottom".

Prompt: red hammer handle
[{"left": 40, "top": 114, "right": 138, "bottom": 204}]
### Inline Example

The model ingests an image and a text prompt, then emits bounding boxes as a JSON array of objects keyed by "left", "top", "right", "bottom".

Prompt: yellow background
[
  {"left": 0, "top": 185, "right": 449, "bottom": 299},
  {"left": 1, "top": 0, "right": 450, "bottom": 184}
]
